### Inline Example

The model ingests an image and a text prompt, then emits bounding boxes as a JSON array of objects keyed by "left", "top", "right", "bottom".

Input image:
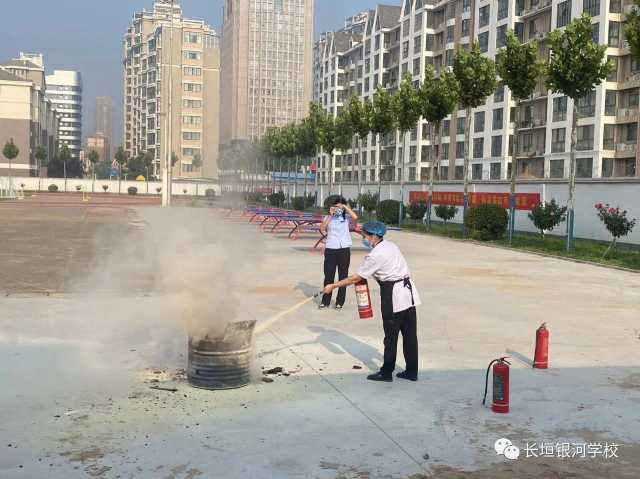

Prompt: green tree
[
  {"left": 528, "top": 199, "right": 568, "bottom": 237},
  {"left": 371, "top": 86, "right": 395, "bottom": 205},
  {"left": 192, "top": 153, "right": 202, "bottom": 170},
  {"left": 87, "top": 150, "right": 99, "bottom": 192},
  {"left": 419, "top": 66, "right": 460, "bottom": 230},
  {"left": 2, "top": 138, "right": 19, "bottom": 194},
  {"left": 624, "top": 3, "right": 640, "bottom": 191},
  {"left": 392, "top": 73, "right": 422, "bottom": 226},
  {"left": 496, "top": 30, "right": 545, "bottom": 244},
  {"left": 347, "top": 96, "right": 373, "bottom": 198},
  {"left": 114, "top": 146, "right": 128, "bottom": 193},
  {"left": 453, "top": 43, "right": 497, "bottom": 237},
  {"left": 546, "top": 13, "right": 612, "bottom": 251}
]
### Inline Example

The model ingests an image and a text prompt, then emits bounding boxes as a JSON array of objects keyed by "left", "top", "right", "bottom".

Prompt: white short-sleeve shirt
[
  {"left": 357, "top": 240, "right": 421, "bottom": 313},
  {"left": 325, "top": 215, "right": 353, "bottom": 249}
]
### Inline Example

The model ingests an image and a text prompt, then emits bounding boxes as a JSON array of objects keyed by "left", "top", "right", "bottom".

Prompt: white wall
[
  {"left": 308, "top": 180, "right": 640, "bottom": 245},
  {"left": 0, "top": 176, "right": 220, "bottom": 197}
]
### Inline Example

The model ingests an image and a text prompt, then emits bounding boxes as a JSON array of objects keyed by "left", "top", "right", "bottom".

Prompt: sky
[{"left": 0, "top": 0, "right": 395, "bottom": 149}]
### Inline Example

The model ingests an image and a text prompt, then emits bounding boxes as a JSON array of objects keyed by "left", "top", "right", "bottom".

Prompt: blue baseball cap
[{"left": 362, "top": 221, "right": 387, "bottom": 237}]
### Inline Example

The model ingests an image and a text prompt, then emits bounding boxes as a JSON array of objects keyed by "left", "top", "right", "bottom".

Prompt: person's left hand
[{"left": 322, "top": 284, "right": 335, "bottom": 295}]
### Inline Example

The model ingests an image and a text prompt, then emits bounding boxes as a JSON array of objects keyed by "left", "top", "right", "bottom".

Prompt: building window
[
  {"left": 447, "top": 25, "right": 454, "bottom": 43},
  {"left": 494, "top": 85, "right": 505, "bottom": 103},
  {"left": 625, "top": 122, "right": 638, "bottom": 142},
  {"left": 576, "top": 125, "right": 594, "bottom": 150},
  {"left": 478, "top": 32, "right": 489, "bottom": 53},
  {"left": 553, "top": 96, "right": 567, "bottom": 121},
  {"left": 184, "top": 83, "right": 203, "bottom": 92},
  {"left": 182, "top": 115, "right": 202, "bottom": 125},
  {"left": 183, "top": 51, "right": 201, "bottom": 60},
  {"left": 274, "top": 0, "right": 283, "bottom": 13},
  {"left": 496, "top": 25, "right": 507, "bottom": 48},
  {"left": 442, "top": 143, "right": 449, "bottom": 160},
  {"left": 607, "top": 56, "right": 619, "bottom": 81},
  {"left": 183, "top": 33, "right": 202, "bottom": 44},
  {"left": 577, "top": 90, "right": 596, "bottom": 117},
  {"left": 439, "top": 165, "right": 449, "bottom": 178},
  {"left": 608, "top": 21, "right": 620, "bottom": 47},
  {"left": 557, "top": 1, "right": 571, "bottom": 28},
  {"left": 610, "top": 0, "right": 621, "bottom": 13},
  {"left": 472, "top": 164, "right": 483, "bottom": 180},
  {"left": 443, "top": 120, "right": 450, "bottom": 137},
  {"left": 473, "top": 138, "right": 483, "bottom": 158},
  {"left": 583, "top": 0, "right": 600, "bottom": 17},
  {"left": 462, "top": 19, "right": 470, "bottom": 37},
  {"left": 605, "top": 90, "right": 617, "bottom": 115},
  {"left": 493, "top": 108, "right": 504, "bottom": 130},
  {"left": 591, "top": 23, "right": 599, "bottom": 43},
  {"left": 455, "top": 165, "right": 464, "bottom": 180},
  {"left": 490, "top": 162, "right": 501, "bottom": 179},
  {"left": 498, "top": 0, "right": 509, "bottom": 20},
  {"left": 183, "top": 131, "right": 201, "bottom": 141},
  {"left": 491, "top": 136, "right": 502, "bottom": 157},
  {"left": 474, "top": 112, "right": 485, "bottom": 132},
  {"left": 182, "top": 147, "right": 200, "bottom": 157},
  {"left": 551, "top": 128, "right": 566, "bottom": 152},
  {"left": 457, "top": 117, "right": 466, "bottom": 135},
  {"left": 479, "top": 5, "right": 490, "bottom": 28},
  {"left": 456, "top": 141, "right": 465, "bottom": 159},
  {"left": 182, "top": 99, "right": 202, "bottom": 108},
  {"left": 603, "top": 124, "right": 615, "bottom": 149},
  {"left": 550, "top": 160, "right": 565, "bottom": 178},
  {"left": 576, "top": 158, "right": 593, "bottom": 178}
]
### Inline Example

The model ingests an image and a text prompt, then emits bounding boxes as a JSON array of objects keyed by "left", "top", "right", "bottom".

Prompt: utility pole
[{"left": 162, "top": 0, "right": 176, "bottom": 207}]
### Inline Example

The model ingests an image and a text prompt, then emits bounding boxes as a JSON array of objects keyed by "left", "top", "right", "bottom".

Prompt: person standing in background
[{"left": 319, "top": 197, "right": 358, "bottom": 310}]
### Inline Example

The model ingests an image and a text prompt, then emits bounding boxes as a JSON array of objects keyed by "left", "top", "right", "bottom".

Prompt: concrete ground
[{"left": 1, "top": 194, "right": 640, "bottom": 479}]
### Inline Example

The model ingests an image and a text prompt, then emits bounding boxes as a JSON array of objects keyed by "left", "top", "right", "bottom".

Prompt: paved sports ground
[{"left": 1, "top": 193, "right": 639, "bottom": 478}]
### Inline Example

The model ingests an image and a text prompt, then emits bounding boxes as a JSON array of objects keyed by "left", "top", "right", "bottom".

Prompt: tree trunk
[
  {"left": 427, "top": 121, "right": 441, "bottom": 232},
  {"left": 376, "top": 134, "right": 382, "bottom": 212},
  {"left": 399, "top": 130, "right": 407, "bottom": 226},
  {"left": 294, "top": 156, "right": 299, "bottom": 199},
  {"left": 358, "top": 136, "right": 363, "bottom": 199},
  {"left": 603, "top": 237, "right": 616, "bottom": 259},
  {"left": 509, "top": 100, "right": 520, "bottom": 245},
  {"left": 64, "top": 161, "right": 68, "bottom": 192},
  {"left": 567, "top": 103, "right": 578, "bottom": 252},
  {"left": 462, "top": 107, "right": 472, "bottom": 237}
]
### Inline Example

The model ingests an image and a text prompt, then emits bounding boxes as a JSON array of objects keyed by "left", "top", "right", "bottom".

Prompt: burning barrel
[{"left": 187, "top": 320, "right": 256, "bottom": 390}]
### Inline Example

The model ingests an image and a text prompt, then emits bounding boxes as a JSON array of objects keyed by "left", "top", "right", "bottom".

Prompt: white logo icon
[{"left": 495, "top": 438, "right": 520, "bottom": 460}]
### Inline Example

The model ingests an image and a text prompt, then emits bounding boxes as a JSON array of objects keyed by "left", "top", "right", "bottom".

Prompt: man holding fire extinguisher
[{"left": 322, "top": 221, "right": 421, "bottom": 382}]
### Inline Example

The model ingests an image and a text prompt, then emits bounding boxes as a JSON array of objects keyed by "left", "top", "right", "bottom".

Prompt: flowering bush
[{"left": 594, "top": 203, "right": 636, "bottom": 258}]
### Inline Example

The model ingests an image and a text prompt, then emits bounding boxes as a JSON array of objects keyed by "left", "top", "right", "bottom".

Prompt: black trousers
[
  {"left": 380, "top": 306, "right": 418, "bottom": 376},
  {"left": 322, "top": 247, "right": 350, "bottom": 306}
]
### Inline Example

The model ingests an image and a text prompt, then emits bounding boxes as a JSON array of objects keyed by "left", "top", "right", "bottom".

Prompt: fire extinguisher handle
[{"left": 482, "top": 359, "right": 499, "bottom": 406}]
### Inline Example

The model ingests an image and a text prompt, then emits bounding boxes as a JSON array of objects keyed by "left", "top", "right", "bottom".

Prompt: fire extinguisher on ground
[
  {"left": 482, "top": 357, "right": 511, "bottom": 414},
  {"left": 533, "top": 322, "right": 549, "bottom": 369},
  {"left": 354, "top": 279, "right": 373, "bottom": 320}
]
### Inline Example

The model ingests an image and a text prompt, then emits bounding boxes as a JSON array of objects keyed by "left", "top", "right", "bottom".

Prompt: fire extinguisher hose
[{"left": 482, "top": 357, "right": 511, "bottom": 406}]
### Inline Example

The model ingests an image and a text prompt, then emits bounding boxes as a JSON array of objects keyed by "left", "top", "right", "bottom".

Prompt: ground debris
[
  {"left": 150, "top": 385, "right": 178, "bottom": 393},
  {"left": 263, "top": 367, "right": 284, "bottom": 375},
  {"left": 261, "top": 377, "right": 274, "bottom": 383},
  {"left": 353, "top": 365, "right": 363, "bottom": 370}
]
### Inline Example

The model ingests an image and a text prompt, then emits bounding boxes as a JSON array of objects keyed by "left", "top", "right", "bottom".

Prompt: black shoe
[
  {"left": 396, "top": 371, "right": 418, "bottom": 381},
  {"left": 367, "top": 372, "right": 393, "bottom": 382},
  {"left": 318, "top": 303, "right": 328, "bottom": 309},
  {"left": 335, "top": 304, "right": 343, "bottom": 310}
]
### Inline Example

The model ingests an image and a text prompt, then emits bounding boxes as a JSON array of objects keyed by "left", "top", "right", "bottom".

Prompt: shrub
[
  {"left": 156, "top": 187, "right": 162, "bottom": 194},
  {"left": 377, "top": 199, "right": 404, "bottom": 225},
  {"left": 434, "top": 205, "right": 458, "bottom": 230},
  {"left": 268, "top": 191, "right": 285, "bottom": 207},
  {"left": 183, "top": 188, "right": 188, "bottom": 194},
  {"left": 48, "top": 184, "right": 59, "bottom": 192},
  {"left": 102, "top": 185, "right": 109, "bottom": 192},
  {"left": 595, "top": 203, "right": 637, "bottom": 258},
  {"left": 75, "top": 185, "right": 82, "bottom": 192},
  {"left": 528, "top": 199, "right": 567, "bottom": 236},
  {"left": 464, "top": 204, "right": 509, "bottom": 241},
  {"left": 20, "top": 183, "right": 25, "bottom": 189},
  {"left": 205, "top": 188, "right": 215, "bottom": 198},
  {"left": 358, "top": 192, "right": 379, "bottom": 213},
  {"left": 407, "top": 201, "right": 428, "bottom": 223},
  {"left": 246, "top": 192, "right": 264, "bottom": 203},
  {"left": 291, "top": 196, "right": 306, "bottom": 211},
  {"left": 347, "top": 198, "right": 358, "bottom": 209},
  {"left": 128, "top": 186, "right": 138, "bottom": 196}
]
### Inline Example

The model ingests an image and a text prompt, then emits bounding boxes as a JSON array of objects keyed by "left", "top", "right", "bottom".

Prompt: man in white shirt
[{"left": 322, "top": 221, "right": 421, "bottom": 382}]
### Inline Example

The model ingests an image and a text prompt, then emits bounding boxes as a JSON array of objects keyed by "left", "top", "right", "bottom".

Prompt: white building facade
[{"left": 45, "top": 70, "right": 83, "bottom": 160}]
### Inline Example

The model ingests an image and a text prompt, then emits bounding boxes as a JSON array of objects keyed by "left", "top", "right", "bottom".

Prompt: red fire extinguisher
[
  {"left": 533, "top": 322, "right": 549, "bottom": 369},
  {"left": 482, "top": 357, "right": 510, "bottom": 414},
  {"left": 354, "top": 279, "right": 373, "bottom": 320}
]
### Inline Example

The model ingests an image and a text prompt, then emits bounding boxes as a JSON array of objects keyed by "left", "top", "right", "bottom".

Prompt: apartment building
[
  {"left": 314, "top": 0, "right": 639, "bottom": 187},
  {"left": 220, "top": 0, "right": 314, "bottom": 149},
  {"left": 123, "top": 0, "right": 220, "bottom": 179},
  {"left": 96, "top": 96, "right": 114, "bottom": 147},
  {"left": 45, "top": 70, "right": 83, "bottom": 160},
  {"left": 0, "top": 53, "right": 59, "bottom": 176}
]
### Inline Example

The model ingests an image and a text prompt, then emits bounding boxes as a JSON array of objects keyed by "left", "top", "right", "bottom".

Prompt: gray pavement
[{"left": 1, "top": 203, "right": 640, "bottom": 478}]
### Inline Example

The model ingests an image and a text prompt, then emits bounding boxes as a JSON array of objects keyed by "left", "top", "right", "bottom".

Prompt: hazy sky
[{"left": 0, "top": 0, "right": 393, "bottom": 149}]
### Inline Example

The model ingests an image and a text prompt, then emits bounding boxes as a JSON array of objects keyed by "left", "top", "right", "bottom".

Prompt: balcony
[
  {"left": 616, "top": 107, "right": 639, "bottom": 122},
  {"left": 616, "top": 142, "right": 637, "bottom": 153},
  {"left": 518, "top": 118, "right": 547, "bottom": 129},
  {"left": 618, "top": 72, "right": 640, "bottom": 89},
  {"left": 520, "top": 0, "right": 553, "bottom": 19}
]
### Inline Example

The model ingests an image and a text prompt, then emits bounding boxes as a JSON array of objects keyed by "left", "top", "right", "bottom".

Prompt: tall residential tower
[
  {"left": 219, "top": 0, "right": 315, "bottom": 149},
  {"left": 123, "top": 0, "right": 220, "bottom": 179},
  {"left": 45, "top": 70, "right": 83, "bottom": 160}
]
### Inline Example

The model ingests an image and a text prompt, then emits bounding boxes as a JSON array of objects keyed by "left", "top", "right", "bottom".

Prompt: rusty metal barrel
[{"left": 187, "top": 320, "right": 256, "bottom": 390}]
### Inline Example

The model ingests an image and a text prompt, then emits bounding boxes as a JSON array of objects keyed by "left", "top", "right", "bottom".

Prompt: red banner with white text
[{"left": 408, "top": 191, "right": 541, "bottom": 210}]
